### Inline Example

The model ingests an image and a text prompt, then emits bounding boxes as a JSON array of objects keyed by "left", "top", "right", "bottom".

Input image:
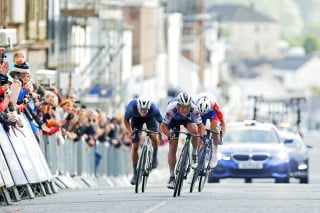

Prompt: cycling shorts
[{"left": 130, "top": 117, "right": 159, "bottom": 143}]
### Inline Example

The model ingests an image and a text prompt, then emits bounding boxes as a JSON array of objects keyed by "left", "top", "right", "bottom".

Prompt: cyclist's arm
[
  {"left": 197, "top": 122, "right": 206, "bottom": 136},
  {"left": 220, "top": 119, "right": 226, "bottom": 136},
  {"left": 123, "top": 119, "right": 132, "bottom": 134},
  {"left": 151, "top": 104, "right": 163, "bottom": 123},
  {"left": 160, "top": 123, "right": 170, "bottom": 136},
  {"left": 213, "top": 102, "right": 226, "bottom": 135}
]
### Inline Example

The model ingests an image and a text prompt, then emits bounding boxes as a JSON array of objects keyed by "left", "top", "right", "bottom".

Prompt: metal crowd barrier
[
  {"left": 40, "top": 135, "right": 132, "bottom": 178},
  {"left": 1, "top": 114, "right": 168, "bottom": 206},
  {"left": 0, "top": 114, "right": 56, "bottom": 205}
]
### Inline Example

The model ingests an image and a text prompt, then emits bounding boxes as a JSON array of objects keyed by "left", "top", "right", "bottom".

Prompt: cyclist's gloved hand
[{"left": 131, "top": 128, "right": 138, "bottom": 136}]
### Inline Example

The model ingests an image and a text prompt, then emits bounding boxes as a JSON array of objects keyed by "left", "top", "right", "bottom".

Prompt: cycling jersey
[
  {"left": 162, "top": 101, "right": 202, "bottom": 125},
  {"left": 124, "top": 99, "right": 163, "bottom": 123}
]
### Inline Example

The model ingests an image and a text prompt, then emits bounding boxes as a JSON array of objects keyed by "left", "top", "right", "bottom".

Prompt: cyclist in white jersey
[{"left": 160, "top": 92, "right": 206, "bottom": 189}]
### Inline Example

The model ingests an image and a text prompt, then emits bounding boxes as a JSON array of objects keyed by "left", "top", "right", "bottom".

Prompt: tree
[{"left": 303, "top": 35, "right": 320, "bottom": 54}]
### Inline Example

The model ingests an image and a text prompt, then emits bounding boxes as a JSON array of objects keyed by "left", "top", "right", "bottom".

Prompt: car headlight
[
  {"left": 217, "top": 152, "right": 231, "bottom": 161},
  {"left": 298, "top": 164, "right": 308, "bottom": 170}
]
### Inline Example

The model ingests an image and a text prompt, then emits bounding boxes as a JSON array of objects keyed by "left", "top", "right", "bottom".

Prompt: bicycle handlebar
[
  {"left": 169, "top": 129, "right": 203, "bottom": 139},
  {"left": 205, "top": 128, "right": 219, "bottom": 135},
  {"left": 131, "top": 128, "right": 162, "bottom": 136},
  {"left": 204, "top": 128, "right": 223, "bottom": 145}
]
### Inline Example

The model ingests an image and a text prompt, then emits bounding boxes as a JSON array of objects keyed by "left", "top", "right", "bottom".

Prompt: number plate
[{"left": 238, "top": 162, "right": 263, "bottom": 169}]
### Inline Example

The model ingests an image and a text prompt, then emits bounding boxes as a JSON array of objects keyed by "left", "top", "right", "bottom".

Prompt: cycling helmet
[
  {"left": 197, "top": 97, "right": 211, "bottom": 113},
  {"left": 137, "top": 96, "right": 151, "bottom": 110},
  {"left": 177, "top": 92, "right": 192, "bottom": 106}
]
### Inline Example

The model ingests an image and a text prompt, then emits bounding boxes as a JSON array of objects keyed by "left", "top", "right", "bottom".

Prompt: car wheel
[
  {"left": 300, "top": 177, "right": 308, "bottom": 184},
  {"left": 208, "top": 177, "right": 220, "bottom": 183},
  {"left": 244, "top": 178, "right": 252, "bottom": 183},
  {"left": 275, "top": 178, "right": 289, "bottom": 183}
]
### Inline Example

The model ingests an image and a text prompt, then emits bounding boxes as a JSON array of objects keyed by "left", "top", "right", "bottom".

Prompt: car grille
[
  {"left": 231, "top": 169, "right": 271, "bottom": 175},
  {"left": 233, "top": 154, "right": 269, "bottom": 161}
]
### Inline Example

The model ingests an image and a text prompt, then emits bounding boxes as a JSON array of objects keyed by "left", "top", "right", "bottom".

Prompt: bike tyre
[
  {"left": 173, "top": 153, "right": 183, "bottom": 197},
  {"left": 198, "top": 143, "right": 212, "bottom": 192},
  {"left": 142, "top": 150, "right": 152, "bottom": 192},
  {"left": 135, "top": 146, "right": 147, "bottom": 193},
  {"left": 190, "top": 146, "right": 205, "bottom": 193},
  {"left": 174, "top": 145, "right": 189, "bottom": 197}
]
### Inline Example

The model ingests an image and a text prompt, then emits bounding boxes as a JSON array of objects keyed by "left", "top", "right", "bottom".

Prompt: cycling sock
[
  {"left": 153, "top": 148, "right": 158, "bottom": 158},
  {"left": 133, "top": 164, "right": 137, "bottom": 175},
  {"left": 192, "top": 149, "right": 197, "bottom": 156},
  {"left": 170, "top": 169, "right": 174, "bottom": 177}
]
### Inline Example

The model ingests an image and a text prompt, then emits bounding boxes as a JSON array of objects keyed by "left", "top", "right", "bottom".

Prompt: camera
[{"left": 0, "top": 48, "right": 6, "bottom": 65}]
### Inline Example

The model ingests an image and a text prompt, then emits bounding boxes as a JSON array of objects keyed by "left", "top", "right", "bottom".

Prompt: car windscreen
[{"left": 223, "top": 128, "right": 280, "bottom": 144}]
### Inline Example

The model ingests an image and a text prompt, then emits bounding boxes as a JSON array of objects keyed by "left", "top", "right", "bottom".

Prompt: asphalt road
[
  {"left": 1, "top": 131, "right": 319, "bottom": 213},
  {"left": 1, "top": 182, "right": 319, "bottom": 213}
]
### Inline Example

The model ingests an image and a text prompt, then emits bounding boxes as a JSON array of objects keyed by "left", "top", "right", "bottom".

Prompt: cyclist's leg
[
  {"left": 166, "top": 120, "right": 180, "bottom": 188},
  {"left": 186, "top": 122, "right": 200, "bottom": 167},
  {"left": 146, "top": 117, "right": 160, "bottom": 168},
  {"left": 209, "top": 117, "right": 220, "bottom": 168}
]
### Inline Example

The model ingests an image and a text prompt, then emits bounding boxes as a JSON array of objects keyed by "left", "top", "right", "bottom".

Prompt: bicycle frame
[
  {"left": 172, "top": 130, "right": 201, "bottom": 197},
  {"left": 190, "top": 128, "right": 221, "bottom": 193}
]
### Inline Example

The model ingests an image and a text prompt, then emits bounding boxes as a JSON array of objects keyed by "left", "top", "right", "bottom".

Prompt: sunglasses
[
  {"left": 179, "top": 104, "right": 191, "bottom": 109},
  {"left": 88, "top": 119, "right": 96, "bottom": 123}
]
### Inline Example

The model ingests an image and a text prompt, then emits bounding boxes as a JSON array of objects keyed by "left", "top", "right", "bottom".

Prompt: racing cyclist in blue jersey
[
  {"left": 124, "top": 96, "right": 163, "bottom": 185},
  {"left": 194, "top": 92, "right": 226, "bottom": 168},
  {"left": 160, "top": 92, "right": 206, "bottom": 189}
]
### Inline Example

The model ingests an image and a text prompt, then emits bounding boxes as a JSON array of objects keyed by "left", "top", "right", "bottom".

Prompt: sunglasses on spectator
[{"left": 88, "top": 119, "right": 96, "bottom": 123}]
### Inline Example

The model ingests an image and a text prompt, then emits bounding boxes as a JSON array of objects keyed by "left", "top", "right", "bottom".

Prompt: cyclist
[
  {"left": 194, "top": 92, "right": 226, "bottom": 168},
  {"left": 160, "top": 92, "right": 206, "bottom": 189},
  {"left": 124, "top": 96, "right": 163, "bottom": 185}
]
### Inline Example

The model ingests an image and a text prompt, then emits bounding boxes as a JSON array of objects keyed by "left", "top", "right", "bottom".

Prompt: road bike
[
  {"left": 133, "top": 129, "right": 161, "bottom": 193},
  {"left": 190, "top": 128, "right": 223, "bottom": 193},
  {"left": 171, "top": 130, "right": 202, "bottom": 197}
]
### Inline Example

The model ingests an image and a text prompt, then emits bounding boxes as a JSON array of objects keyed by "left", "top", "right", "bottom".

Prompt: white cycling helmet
[
  {"left": 177, "top": 92, "right": 192, "bottom": 106},
  {"left": 197, "top": 97, "right": 211, "bottom": 113},
  {"left": 137, "top": 96, "right": 151, "bottom": 110}
]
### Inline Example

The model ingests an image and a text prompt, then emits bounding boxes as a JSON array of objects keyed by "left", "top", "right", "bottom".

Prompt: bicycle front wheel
[
  {"left": 198, "top": 145, "right": 212, "bottom": 192},
  {"left": 142, "top": 149, "right": 152, "bottom": 192},
  {"left": 190, "top": 146, "right": 205, "bottom": 193},
  {"left": 135, "top": 146, "right": 147, "bottom": 193},
  {"left": 173, "top": 145, "right": 189, "bottom": 197}
]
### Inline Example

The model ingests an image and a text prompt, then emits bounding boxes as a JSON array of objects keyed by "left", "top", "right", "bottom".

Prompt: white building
[
  {"left": 208, "top": 4, "right": 281, "bottom": 60},
  {"left": 272, "top": 55, "right": 320, "bottom": 93}
]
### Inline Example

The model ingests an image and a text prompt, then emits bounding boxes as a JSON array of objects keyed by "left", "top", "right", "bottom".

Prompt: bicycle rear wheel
[
  {"left": 173, "top": 145, "right": 189, "bottom": 197},
  {"left": 142, "top": 150, "right": 152, "bottom": 192},
  {"left": 135, "top": 146, "right": 147, "bottom": 193}
]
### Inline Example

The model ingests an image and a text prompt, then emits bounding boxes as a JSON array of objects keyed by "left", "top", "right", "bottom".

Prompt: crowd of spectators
[
  {"left": 0, "top": 49, "right": 133, "bottom": 151},
  {"left": 37, "top": 87, "right": 134, "bottom": 150}
]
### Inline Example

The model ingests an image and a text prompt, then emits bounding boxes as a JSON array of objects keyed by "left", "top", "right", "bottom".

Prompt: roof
[
  {"left": 272, "top": 55, "right": 313, "bottom": 71},
  {"left": 208, "top": 4, "right": 275, "bottom": 23},
  {"left": 238, "top": 71, "right": 290, "bottom": 100}
]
